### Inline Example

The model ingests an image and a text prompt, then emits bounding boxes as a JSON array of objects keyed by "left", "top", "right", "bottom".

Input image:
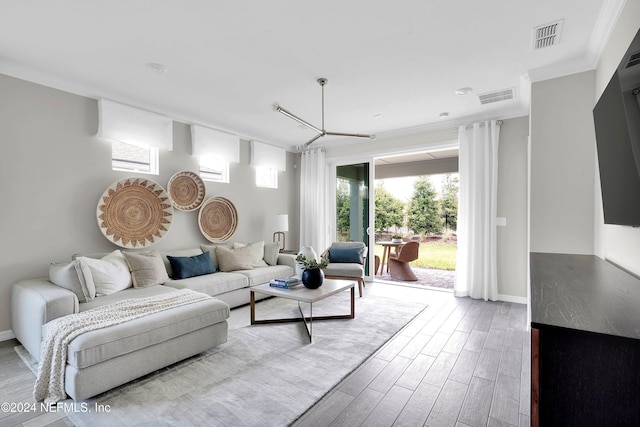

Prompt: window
[
  {"left": 256, "top": 166, "right": 278, "bottom": 188},
  {"left": 112, "top": 140, "right": 158, "bottom": 174},
  {"left": 200, "top": 156, "right": 229, "bottom": 183}
]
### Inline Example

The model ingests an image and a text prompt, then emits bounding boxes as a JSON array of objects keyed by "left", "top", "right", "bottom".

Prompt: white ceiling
[{"left": 0, "top": 1, "right": 622, "bottom": 151}]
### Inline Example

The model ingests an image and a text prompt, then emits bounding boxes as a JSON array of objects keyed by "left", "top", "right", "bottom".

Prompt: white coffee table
[{"left": 250, "top": 279, "right": 356, "bottom": 342}]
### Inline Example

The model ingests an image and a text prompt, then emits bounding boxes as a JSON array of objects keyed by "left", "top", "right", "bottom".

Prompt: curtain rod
[{"left": 452, "top": 120, "right": 503, "bottom": 133}]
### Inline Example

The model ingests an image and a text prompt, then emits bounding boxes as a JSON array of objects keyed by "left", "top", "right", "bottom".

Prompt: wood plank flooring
[
  {"left": 0, "top": 282, "right": 530, "bottom": 427},
  {"left": 292, "top": 282, "right": 531, "bottom": 427}
]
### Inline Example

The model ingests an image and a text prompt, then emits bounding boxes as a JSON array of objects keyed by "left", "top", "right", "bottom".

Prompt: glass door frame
[{"left": 327, "top": 155, "right": 376, "bottom": 280}]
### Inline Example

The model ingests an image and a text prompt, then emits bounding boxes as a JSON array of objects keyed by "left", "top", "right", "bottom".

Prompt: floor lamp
[{"left": 270, "top": 214, "right": 289, "bottom": 252}]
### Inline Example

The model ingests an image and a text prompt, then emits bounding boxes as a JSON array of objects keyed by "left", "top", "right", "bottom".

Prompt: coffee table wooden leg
[
  {"left": 297, "top": 301, "right": 313, "bottom": 343},
  {"left": 250, "top": 290, "right": 256, "bottom": 325},
  {"left": 350, "top": 286, "right": 355, "bottom": 318}
]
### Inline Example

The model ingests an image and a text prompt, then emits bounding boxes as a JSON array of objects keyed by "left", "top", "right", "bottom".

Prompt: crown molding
[
  {"left": 524, "top": 56, "right": 595, "bottom": 83},
  {"left": 586, "top": 0, "right": 628, "bottom": 67}
]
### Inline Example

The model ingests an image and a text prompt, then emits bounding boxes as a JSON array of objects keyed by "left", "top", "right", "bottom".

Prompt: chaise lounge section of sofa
[{"left": 11, "top": 241, "right": 296, "bottom": 401}]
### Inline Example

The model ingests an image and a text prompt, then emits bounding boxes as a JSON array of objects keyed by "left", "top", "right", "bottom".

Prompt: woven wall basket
[
  {"left": 198, "top": 196, "right": 238, "bottom": 242},
  {"left": 97, "top": 178, "right": 173, "bottom": 248},
  {"left": 167, "top": 171, "right": 206, "bottom": 211}
]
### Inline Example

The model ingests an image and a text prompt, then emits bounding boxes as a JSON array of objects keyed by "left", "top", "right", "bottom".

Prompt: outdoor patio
[{"left": 375, "top": 266, "right": 455, "bottom": 290}]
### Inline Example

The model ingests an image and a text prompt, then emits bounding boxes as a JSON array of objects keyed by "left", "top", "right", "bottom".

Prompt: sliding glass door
[{"left": 334, "top": 161, "right": 373, "bottom": 276}]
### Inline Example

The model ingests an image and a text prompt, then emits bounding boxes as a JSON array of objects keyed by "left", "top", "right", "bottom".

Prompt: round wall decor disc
[
  {"left": 198, "top": 196, "right": 238, "bottom": 242},
  {"left": 97, "top": 178, "right": 173, "bottom": 248},
  {"left": 168, "top": 171, "right": 206, "bottom": 211}
]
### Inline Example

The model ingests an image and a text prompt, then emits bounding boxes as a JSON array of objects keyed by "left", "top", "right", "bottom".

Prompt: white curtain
[
  {"left": 455, "top": 120, "right": 500, "bottom": 301},
  {"left": 299, "top": 149, "right": 328, "bottom": 254}
]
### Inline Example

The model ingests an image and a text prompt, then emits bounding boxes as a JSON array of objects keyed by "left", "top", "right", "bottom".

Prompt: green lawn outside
[{"left": 374, "top": 242, "right": 457, "bottom": 271}]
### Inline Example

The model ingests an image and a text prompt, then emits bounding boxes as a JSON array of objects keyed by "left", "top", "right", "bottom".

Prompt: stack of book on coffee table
[{"left": 269, "top": 276, "right": 303, "bottom": 289}]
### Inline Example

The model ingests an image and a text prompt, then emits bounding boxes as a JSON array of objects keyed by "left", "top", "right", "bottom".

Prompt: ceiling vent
[
  {"left": 625, "top": 50, "right": 640, "bottom": 68},
  {"left": 533, "top": 20, "right": 563, "bottom": 50},
  {"left": 478, "top": 88, "right": 515, "bottom": 105}
]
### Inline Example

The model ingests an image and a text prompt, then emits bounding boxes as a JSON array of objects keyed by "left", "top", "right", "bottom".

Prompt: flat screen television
[{"left": 593, "top": 28, "right": 640, "bottom": 226}]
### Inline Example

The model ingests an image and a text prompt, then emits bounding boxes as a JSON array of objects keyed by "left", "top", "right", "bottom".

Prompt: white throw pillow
[
  {"left": 263, "top": 242, "right": 280, "bottom": 266},
  {"left": 77, "top": 250, "right": 132, "bottom": 296},
  {"left": 234, "top": 241, "right": 268, "bottom": 267}
]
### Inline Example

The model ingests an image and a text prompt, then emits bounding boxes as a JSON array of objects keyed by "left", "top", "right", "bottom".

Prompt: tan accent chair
[
  {"left": 388, "top": 241, "right": 419, "bottom": 281},
  {"left": 321, "top": 242, "right": 367, "bottom": 297}
]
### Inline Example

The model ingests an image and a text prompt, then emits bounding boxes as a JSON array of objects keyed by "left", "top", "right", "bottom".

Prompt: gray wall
[
  {"left": 496, "top": 117, "right": 529, "bottom": 299},
  {"left": 0, "top": 73, "right": 299, "bottom": 336},
  {"left": 529, "top": 70, "right": 596, "bottom": 255}
]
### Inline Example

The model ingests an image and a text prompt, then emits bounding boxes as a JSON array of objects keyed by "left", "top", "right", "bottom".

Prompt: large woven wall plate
[
  {"left": 198, "top": 196, "right": 238, "bottom": 242},
  {"left": 97, "top": 178, "right": 173, "bottom": 248},
  {"left": 167, "top": 171, "right": 206, "bottom": 211}
]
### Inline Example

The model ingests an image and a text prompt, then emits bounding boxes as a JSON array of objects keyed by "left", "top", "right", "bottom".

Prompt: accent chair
[
  {"left": 388, "top": 241, "right": 419, "bottom": 281},
  {"left": 321, "top": 241, "right": 367, "bottom": 297}
]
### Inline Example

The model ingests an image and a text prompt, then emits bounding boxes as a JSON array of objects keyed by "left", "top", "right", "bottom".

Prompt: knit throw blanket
[{"left": 34, "top": 289, "right": 212, "bottom": 403}]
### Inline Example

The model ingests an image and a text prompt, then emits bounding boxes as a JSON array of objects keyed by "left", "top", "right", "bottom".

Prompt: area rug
[{"left": 20, "top": 291, "right": 427, "bottom": 427}]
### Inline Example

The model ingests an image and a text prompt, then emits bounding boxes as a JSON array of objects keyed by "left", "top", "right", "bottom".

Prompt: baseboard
[
  {"left": 0, "top": 329, "right": 15, "bottom": 342},
  {"left": 498, "top": 294, "right": 528, "bottom": 305}
]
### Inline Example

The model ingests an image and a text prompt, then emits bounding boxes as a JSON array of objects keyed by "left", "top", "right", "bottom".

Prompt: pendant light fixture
[{"left": 273, "top": 78, "right": 375, "bottom": 148}]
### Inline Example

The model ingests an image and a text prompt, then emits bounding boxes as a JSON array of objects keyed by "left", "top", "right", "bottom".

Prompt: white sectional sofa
[{"left": 11, "top": 241, "right": 296, "bottom": 401}]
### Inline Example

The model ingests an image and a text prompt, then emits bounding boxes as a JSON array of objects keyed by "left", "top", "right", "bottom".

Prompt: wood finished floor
[
  {"left": 0, "top": 282, "right": 530, "bottom": 427},
  {"left": 292, "top": 283, "right": 531, "bottom": 427}
]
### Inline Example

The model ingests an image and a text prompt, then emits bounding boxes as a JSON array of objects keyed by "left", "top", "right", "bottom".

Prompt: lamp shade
[{"left": 269, "top": 214, "right": 289, "bottom": 232}]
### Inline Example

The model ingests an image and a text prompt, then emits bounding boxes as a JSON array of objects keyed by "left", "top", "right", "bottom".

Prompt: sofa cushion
[
  {"left": 236, "top": 265, "right": 295, "bottom": 287},
  {"left": 167, "top": 252, "right": 216, "bottom": 279},
  {"left": 49, "top": 260, "right": 96, "bottom": 302},
  {"left": 324, "top": 263, "right": 364, "bottom": 277},
  {"left": 233, "top": 241, "right": 268, "bottom": 267},
  {"left": 76, "top": 250, "right": 132, "bottom": 296},
  {"left": 164, "top": 272, "right": 248, "bottom": 296},
  {"left": 263, "top": 242, "right": 280, "bottom": 266},
  {"left": 123, "top": 250, "right": 170, "bottom": 288},
  {"left": 68, "top": 287, "right": 229, "bottom": 369},
  {"left": 216, "top": 245, "right": 253, "bottom": 272}
]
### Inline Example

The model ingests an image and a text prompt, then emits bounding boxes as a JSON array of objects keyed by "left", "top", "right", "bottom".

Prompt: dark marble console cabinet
[{"left": 530, "top": 253, "right": 640, "bottom": 427}]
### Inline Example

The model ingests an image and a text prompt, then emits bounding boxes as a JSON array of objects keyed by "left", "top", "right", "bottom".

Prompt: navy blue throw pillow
[
  {"left": 167, "top": 252, "right": 216, "bottom": 279},
  {"left": 329, "top": 247, "right": 364, "bottom": 264}
]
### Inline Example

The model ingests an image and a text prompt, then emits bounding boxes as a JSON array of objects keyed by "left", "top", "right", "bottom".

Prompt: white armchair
[{"left": 321, "top": 242, "right": 367, "bottom": 297}]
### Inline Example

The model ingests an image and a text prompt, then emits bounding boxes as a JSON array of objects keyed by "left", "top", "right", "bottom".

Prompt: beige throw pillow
[
  {"left": 234, "top": 241, "right": 268, "bottom": 267},
  {"left": 123, "top": 250, "right": 170, "bottom": 288},
  {"left": 216, "top": 245, "right": 254, "bottom": 272}
]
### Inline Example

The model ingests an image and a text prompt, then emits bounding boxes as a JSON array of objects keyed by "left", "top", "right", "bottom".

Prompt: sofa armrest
[
  {"left": 11, "top": 279, "right": 79, "bottom": 362},
  {"left": 277, "top": 253, "right": 297, "bottom": 270}
]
